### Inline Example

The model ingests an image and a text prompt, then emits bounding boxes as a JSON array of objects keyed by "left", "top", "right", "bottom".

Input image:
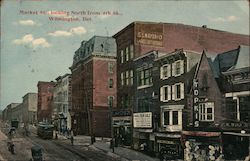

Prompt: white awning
[{"left": 223, "top": 132, "right": 250, "bottom": 137}]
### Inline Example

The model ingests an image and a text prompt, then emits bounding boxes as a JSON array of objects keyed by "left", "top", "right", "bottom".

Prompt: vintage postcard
[{"left": 0, "top": 0, "right": 249, "bottom": 161}]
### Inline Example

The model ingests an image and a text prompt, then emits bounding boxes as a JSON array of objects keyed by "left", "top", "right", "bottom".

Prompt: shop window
[
  {"left": 199, "top": 102, "right": 214, "bottom": 121},
  {"left": 160, "top": 64, "right": 171, "bottom": 79}
]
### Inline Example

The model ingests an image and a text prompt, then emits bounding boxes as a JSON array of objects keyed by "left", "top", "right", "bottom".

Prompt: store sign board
[
  {"left": 135, "top": 23, "right": 163, "bottom": 46},
  {"left": 193, "top": 79, "right": 199, "bottom": 127},
  {"left": 133, "top": 112, "right": 152, "bottom": 128}
]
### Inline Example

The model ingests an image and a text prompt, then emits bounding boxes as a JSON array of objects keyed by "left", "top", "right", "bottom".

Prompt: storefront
[
  {"left": 182, "top": 131, "right": 223, "bottom": 161},
  {"left": 112, "top": 110, "right": 132, "bottom": 146},
  {"left": 222, "top": 132, "right": 250, "bottom": 160}
]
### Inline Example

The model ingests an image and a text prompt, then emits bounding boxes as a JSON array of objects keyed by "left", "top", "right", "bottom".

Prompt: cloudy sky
[{"left": 0, "top": 0, "right": 249, "bottom": 110}]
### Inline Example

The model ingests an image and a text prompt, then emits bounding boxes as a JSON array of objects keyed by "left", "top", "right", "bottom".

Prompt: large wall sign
[
  {"left": 135, "top": 23, "right": 163, "bottom": 47},
  {"left": 133, "top": 112, "right": 152, "bottom": 128}
]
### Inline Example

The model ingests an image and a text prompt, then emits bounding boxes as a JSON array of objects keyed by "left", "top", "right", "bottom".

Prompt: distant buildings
[
  {"left": 2, "top": 93, "right": 38, "bottom": 125},
  {"left": 37, "top": 81, "right": 55, "bottom": 123},
  {"left": 70, "top": 36, "right": 117, "bottom": 136}
]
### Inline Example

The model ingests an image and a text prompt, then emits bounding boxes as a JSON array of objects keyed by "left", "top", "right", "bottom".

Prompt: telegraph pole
[{"left": 109, "top": 96, "right": 114, "bottom": 152}]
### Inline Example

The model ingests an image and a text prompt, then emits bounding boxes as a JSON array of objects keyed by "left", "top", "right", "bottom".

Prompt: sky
[{"left": 0, "top": 0, "right": 249, "bottom": 110}]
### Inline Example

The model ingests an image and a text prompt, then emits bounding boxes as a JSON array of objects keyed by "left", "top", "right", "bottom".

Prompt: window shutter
[
  {"left": 172, "top": 62, "right": 176, "bottom": 77},
  {"left": 167, "top": 85, "right": 171, "bottom": 101},
  {"left": 160, "top": 87, "right": 163, "bottom": 101},
  {"left": 172, "top": 85, "right": 175, "bottom": 100},
  {"left": 180, "top": 83, "right": 184, "bottom": 99},
  {"left": 180, "top": 60, "right": 184, "bottom": 74},
  {"left": 167, "top": 65, "right": 171, "bottom": 78}
]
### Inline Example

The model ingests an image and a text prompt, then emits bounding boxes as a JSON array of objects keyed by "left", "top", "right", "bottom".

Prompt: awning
[
  {"left": 223, "top": 132, "right": 250, "bottom": 137},
  {"left": 155, "top": 132, "right": 181, "bottom": 138},
  {"left": 182, "top": 131, "right": 221, "bottom": 137}
]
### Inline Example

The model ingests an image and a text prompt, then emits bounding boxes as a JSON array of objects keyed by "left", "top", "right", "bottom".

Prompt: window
[
  {"left": 130, "top": 70, "right": 133, "bottom": 85},
  {"left": 108, "top": 96, "right": 114, "bottom": 107},
  {"left": 199, "top": 102, "right": 214, "bottom": 121},
  {"left": 138, "top": 68, "right": 152, "bottom": 87},
  {"left": 122, "top": 95, "right": 129, "bottom": 108},
  {"left": 160, "top": 85, "right": 171, "bottom": 102},
  {"left": 163, "top": 111, "right": 170, "bottom": 125},
  {"left": 172, "top": 83, "right": 184, "bottom": 100},
  {"left": 130, "top": 44, "right": 134, "bottom": 59},
  {"left": 120, "top": 50, "right": 124, "bottom": 63},
  {"left": 125, "top": 71, "right": 129, "bottom": 85},
  {"left": 121, "top": 72, "right": 125, "bottom": 86},
  {"left": 172, "top": 60, "right": 184, "bottom": 76},
  {"left": 125, "top": 47, "right": 129, "bottom": 61},
  {"left": 172, "top": 111, "right": 178, "bottom": 125},
  {"left": 108, "top": 79, "right": 113, "bottom": 88},
  {"left": 108, "top": 62, "right": 114, "bottom": 73},
  {"left": 138, "top": 98, "right": 150, "bottom": 112},
  {"left": 160, "top": 64, "right": 171, "bottom": 79},
  {"left": 163, "top": 110, "right": 181, "bottom": 126}
]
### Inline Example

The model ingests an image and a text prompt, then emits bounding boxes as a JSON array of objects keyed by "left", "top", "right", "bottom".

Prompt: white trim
[
  {"left": 225, "top": 91, "right": 250, "bottom": 97},
  {"left": 160, "top": 64, "right": 171, "bottom": 79},
  {"left": 137, "top": 84, "right": 153, "bottom": 89}
]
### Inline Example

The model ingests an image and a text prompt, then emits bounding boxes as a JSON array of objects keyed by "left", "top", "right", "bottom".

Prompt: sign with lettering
[
  {"left": 133, "top": 112, "right": 152, "bottom": 128},
  {"left": 193, "top": 79, "right": 199, "bottom": 127},
  {"left": 135, "top": 23, "right": 163, "bottom": 46},
  {"left": 113, "top": 110, "right": 131, "bottom": 117},
  {"left": 221, "top": 122, "right": 250, "bottom": 129}
]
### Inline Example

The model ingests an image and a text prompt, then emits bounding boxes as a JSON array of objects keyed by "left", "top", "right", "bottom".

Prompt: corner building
[
  {"left": 112, "top": 21, "right": 249, "bottom": 147},
  {"left": 70, "top": 36, "right": 117, "bottom": 137}
]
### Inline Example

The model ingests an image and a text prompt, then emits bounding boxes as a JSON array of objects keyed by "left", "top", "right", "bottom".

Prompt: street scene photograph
[{"left": 0, "top": 0, "right": 249, "bottom": 160}]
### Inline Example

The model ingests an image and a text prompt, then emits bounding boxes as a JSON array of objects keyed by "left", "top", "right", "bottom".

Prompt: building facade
[
  {"left": 37, "top": 81, "right": 55, "bottom": 123},
  {"left": 3, "top": 103, "right": 21, "bottom": 122},
  {"left": 70, "top": 36, "right": 117, "bottom": 137},
  {"left": 52, "top": 74, "right": 72, "bottom": 133},
  {"left": 112, "top": 21, "right": 249, "bottom": 148},
  {"left": 185, "top": 45, "right": 250, "bottom": 160},
  {"left": 22, "top": 93, "right": 38, "bottom": 124}
]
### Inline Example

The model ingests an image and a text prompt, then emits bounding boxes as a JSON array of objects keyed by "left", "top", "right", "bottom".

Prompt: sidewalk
[{"left": 56, "top": 134, "right": 160, "bottom": 161}]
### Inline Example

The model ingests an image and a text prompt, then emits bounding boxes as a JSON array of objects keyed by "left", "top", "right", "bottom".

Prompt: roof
[
  {"left": 212, "top": 45, "right": 250, "bottom": 74},
  {"left": 72, "top": 36, "right": 117, "bottom": 66},
  {"left": 233, "top": 45, "right": 250, "bottom": 70}
]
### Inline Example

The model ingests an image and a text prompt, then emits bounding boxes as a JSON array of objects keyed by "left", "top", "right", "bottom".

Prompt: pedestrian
[{"left": 70, "top": 130, "right": 74, "bottom": 146}]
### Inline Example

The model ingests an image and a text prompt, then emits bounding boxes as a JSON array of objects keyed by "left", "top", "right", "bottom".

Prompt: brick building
[
  {"left": 37, "top": 81, "right": 55, "bottom": 123},
  {"left": 112, "top": 21, "right": 249, "bottom": 148},
  {"left": 184, "top": 45, "right": 250, "bottom": 160},
  {"left": 70, "top": 36, "right": 117, "bottom": 137}
]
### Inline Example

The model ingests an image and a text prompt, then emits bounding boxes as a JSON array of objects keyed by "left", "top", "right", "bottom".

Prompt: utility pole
[{"left": 108, "top": 96, "right": 114, "bottom": 152}]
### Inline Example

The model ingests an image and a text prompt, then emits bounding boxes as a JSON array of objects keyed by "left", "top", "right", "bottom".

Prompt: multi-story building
[
  {"left": 11, "top": 103, "right": 23, "bottom": 123},
  {"left": 112, "top": 21, "right": 249, "bottom": 147},
  {"left": 70, "top": 36, "right": 117, "bottom": 137},
  {"left": 3, "top": 103, "right": 21, "bottom": 122},
  {"left": 184, "top": 45, "right": 250, "bottom": 160},
  {"left": 22, "top": 93, "right": 38, "bottom": 124},
  {"left": 52, "top": 74, "right": 72, "bottom": 132},
  {"left": 37, "top": 81, "right": 55, "bottom": 123},
  {"left": 153, "top": 49, "right": 201, "bottom": 159}
]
